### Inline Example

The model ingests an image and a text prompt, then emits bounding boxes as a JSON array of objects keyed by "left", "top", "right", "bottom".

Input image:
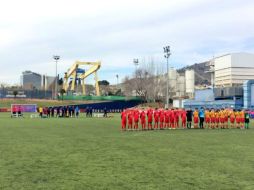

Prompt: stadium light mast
[
  {"left": 133, "top": 58, "right": 139, "bottom": 71},
  {"left": 116, "top": 74, "right": 119, "bottom": 87},
  {"left": 133, "top": 58, "right": 139, "bottom": 96},
  {"left": 164, "top": 46, "right": 171, "bottom": 109},
  {"left": 53, "top": 55, "right": 60, "bottom": 100}
]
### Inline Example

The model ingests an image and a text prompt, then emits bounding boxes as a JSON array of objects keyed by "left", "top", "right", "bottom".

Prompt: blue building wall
[
  {"left": 184, "top": 99, "right": 243, "bottom": 110},
  {"left": 243, "top": 80, "right": 254, "bottom": 109},
  {"left": 195, "top": 89, "right": 214, "bottom": 101},
  {"left": 184, "top": 88, "right": 244, "bottom": 109}
]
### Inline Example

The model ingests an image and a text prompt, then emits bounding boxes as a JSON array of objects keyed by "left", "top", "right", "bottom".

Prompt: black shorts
[{"left": 245, "top": 119, "right": 250, "bottom": 123}]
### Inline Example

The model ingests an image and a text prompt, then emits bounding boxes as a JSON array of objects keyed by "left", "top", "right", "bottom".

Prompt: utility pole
[{"left": 163, "top": 46, "right": 171, "bottom": 109}]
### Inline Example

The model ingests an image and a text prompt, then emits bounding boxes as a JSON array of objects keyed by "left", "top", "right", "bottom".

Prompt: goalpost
[{"left": 11, "top": 104, "right": 37, "bottom": 113}]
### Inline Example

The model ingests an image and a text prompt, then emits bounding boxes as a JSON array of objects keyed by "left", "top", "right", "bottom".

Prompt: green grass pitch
[{"left": 0, "top": 113, "right": 254, "bottom": 190}]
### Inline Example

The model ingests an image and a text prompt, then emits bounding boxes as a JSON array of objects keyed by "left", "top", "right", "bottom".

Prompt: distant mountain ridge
[{"left": 177, "top": 62, "right": 211, "bottom": 85}]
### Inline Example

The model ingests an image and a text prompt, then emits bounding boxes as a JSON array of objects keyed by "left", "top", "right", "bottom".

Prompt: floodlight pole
[
  {"left": 164, "top": 46, "right": 171, "bottom": 109},
  {"left": 53, "top": 55, "right": 60, "bottom": 100},
  {"left": 116, "top": 74, "right": 119, "bottom": 87},
  {"left": 133, "top": 58, "right": 139, "bottom": 96}
]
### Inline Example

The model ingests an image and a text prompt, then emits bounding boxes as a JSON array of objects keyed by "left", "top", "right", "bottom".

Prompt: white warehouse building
[{"left": 214, "top": 53, "right": 254, "bottom": 87}]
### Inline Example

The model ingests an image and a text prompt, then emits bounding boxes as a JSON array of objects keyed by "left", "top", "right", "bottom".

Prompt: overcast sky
[{"left": 0, "top": 0, "right": 254, "bottom": 85}]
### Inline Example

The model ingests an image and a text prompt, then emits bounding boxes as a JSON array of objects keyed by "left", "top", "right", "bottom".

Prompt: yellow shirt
[
  {"left": 240, "top": 111, "right": 245, "bottom": 118},
  {"left": 235, "top": 112, "right": 240, "bottom": 118},
  {"left": 220, "top": 111, "right": 225, "bottom": 118},
  {"left": 230, "top": 112, "right": 235, "bottom": 119},
  {"left": 205, "top": 111, "right": 210, "bottom": 118}
]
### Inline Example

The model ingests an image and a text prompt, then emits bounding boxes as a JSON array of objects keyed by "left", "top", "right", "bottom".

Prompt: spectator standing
[
  {"left": 103, "top": 107, "right": 108, "bottom": 117},
  {"left": 86, "top": 107, "right": 89, "bottom": 117},
  {"left": 75, "top": 106, "right": 80, "bottom": 118},
  {"left": 89, "top": 107, "right": 93, "bottom": 117}
]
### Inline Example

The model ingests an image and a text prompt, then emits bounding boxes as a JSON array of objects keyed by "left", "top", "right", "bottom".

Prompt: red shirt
[
  {"left": 147, "top": 110, "right": 153, "bottom": 122},
  {"left": 128, "top": 113, "right": 133, "bottom": 123},
  {"left": 165, "top": 111, "right": 170, "bottom": 122},
  {"left": 154, "top": 111, "right": 159, "bottom": 122},
  {"left": 140, "top": 111, "right": 146, "bottom": 122},
  {"left": 121, "top": 111, "right": 126, "bottom": 122},
  {"left": 160, "top": 111, "right": 165, "bottom": 122},
  {"left": 170, "top": 111, "right": 175, "bottom": 121},
  {"left": 181, "top": 111, "right": 187, "bottom": 119},
  {"left": 134, "top": 111, "right": 140, "bottom": 122}
]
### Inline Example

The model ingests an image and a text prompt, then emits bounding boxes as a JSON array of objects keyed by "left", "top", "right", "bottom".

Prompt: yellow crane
[{"left": 63, "top": 61, "right": 101, "bottom": 96}]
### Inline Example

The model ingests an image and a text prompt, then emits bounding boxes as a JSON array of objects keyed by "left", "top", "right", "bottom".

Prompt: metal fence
[{"left": 0, "top": 89, "right": 53, "bottom": 99}]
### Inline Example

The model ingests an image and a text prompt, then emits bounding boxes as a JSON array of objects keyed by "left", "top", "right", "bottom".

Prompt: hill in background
[{"left": 177, "top": 62, "right": 211, "bottom": 86}]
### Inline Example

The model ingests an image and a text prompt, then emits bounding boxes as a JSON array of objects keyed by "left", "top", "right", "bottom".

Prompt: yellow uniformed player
[
  {"left": 230, "top": 110, "right": 236, "bottom": 128},
  {"left": 219, "top": 109, "right": 225, "bottom": 129},
  {"left": 240, "top": 110, "right": 245, "bottom": 129},
  {"left": 215, "top": 110, "right": 220, "bottom": 128},
  {"left": 235, "top": 110, "right": 241, "bottom": 128},
  {"left": 205, "top": 109, "right": 211, "bottom": 129},
  {"left": 210, "top": 109, "right": 215, "bottom": 129},
  {"left": 193, "top": 108, "right": 199, "bottom": 129}
]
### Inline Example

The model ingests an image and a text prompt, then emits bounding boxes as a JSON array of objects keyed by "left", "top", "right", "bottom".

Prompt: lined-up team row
[{"left": 120, "top": 108, "right": 251, "bottom": 130}]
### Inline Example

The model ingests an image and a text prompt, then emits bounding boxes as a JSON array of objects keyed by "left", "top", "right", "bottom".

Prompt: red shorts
[
  {"left": 230, "top": 118, "right": 235, "bottom": 123},
  {"left": 216, "top": 118, "right": 219, "bottom": 123},
  {"left": 211, "top": 118, "right": 215, "bottom": 123},
  {"left": 165, "top": 119, "right": 169, "bottom": 123},
  {"left": 241, "top": 118, "right": 245, "bottom": 123},
  {"left": 220, "top": 118, "right": 224, "bottom": 123},
  {"left": 182, "top": 119, "right": 186, "bottom": 123},
  {"left": 194, "top": 117, "right": 198, "bottom": 124},
  {"left": 224, "top": 117, "right": 228, "bottom": 122},
  {"left": 205, "top": 118, "right": 210, "bottom": 123},
  {"left": 236, "top": 118, "right": 240, "bottom": 123}
]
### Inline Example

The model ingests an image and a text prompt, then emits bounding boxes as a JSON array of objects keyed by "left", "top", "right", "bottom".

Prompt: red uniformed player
[
  {"left": 121, "top": 110, "right": 127, "bottom": 130},
  {"left": 128, "top": 110, "right": 133, "bottom": 130},
  {"left": 174, "top": 109, "right": 180, "bottom": 128},
  {"left": 134, "top": 110, "right": 140, "bottom": 130},
  {"left": 154, "top": 109, "right": 159, "bottom": 129},
  {"left": 159, "top": 110, "right": 165, "bottom": 129},
  {"left": 147, "top": 109, "right": 153, "bottom": 130},
  {"left": 170, "top": 109, "right": 175, "bottom": 129},
  {"left": 164, "top": 109, "right": 170, "bottom": 129},
  {"left": 181, "top": 109, "right": 187, "bottom": 128},
  {"left": 140, "top": 110, "right": 146, "bottom": 130}
]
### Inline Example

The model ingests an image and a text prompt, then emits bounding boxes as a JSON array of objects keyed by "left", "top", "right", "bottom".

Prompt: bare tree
[{"left": 123, "top": 56, "right": 170, "bottom": 103}]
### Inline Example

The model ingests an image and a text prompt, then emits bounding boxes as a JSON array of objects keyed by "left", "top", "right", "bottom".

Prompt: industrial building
[
  {"left": 208, "top": 53, "right": 254, "bottom": 87},
  {"left": 182, "top": 52, "right": 254, "bottom": 109},
  {"left": 21, "top": 71, "right": 42, "bottom": 90},
  {"left": 168, "top": 68, "right": 195, "bottom": 99},
  {"left": 21, "top": 71, "right": 56, "bottom": 90}
]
